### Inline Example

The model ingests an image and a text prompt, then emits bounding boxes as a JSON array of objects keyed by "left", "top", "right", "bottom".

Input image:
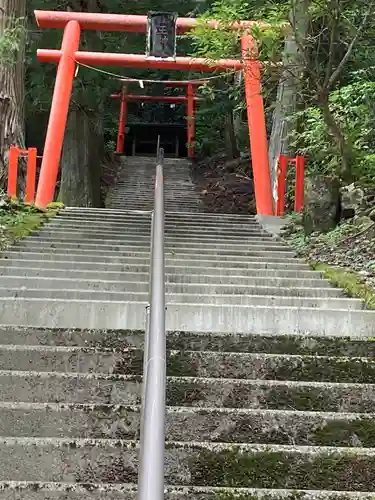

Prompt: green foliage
[
  {"left": 293, "top": 81, "right": 375, "bottom": 182},
  {"left": 0, "top": 194, "right": 58, "bottom": 249},
  {"left": 0, "top": 17, "right": 25, "bottom": 65}
]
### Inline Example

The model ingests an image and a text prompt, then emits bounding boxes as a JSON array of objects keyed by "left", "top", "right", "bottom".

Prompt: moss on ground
[
  {"left": 310, "top": 261, "right": 375, "bottom": 309},
  {"left": 0, "top": 198, "right": 59, "bottom": 249},
  {"left": 188, "top": 447, "right": 375, "bottom": 490},
  {"left": 312, "top": 417, "right": 375, "bottom": 447}
]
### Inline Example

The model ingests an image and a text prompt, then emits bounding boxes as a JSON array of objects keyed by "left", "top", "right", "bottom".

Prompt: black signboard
[{"left": 147, "top": 12, "right": 177, "bottom": 59}]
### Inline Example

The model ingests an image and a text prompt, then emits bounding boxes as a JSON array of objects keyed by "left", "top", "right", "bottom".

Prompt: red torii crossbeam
[
  {"left": 35, "top": 10, "right": 269, "bottom": 33},
  {"left": 34, "top": 10, "right": 274, "bottom": 216}
]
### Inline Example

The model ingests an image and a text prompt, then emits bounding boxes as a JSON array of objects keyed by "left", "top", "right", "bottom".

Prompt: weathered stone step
[
  {"left": 0, "top": 288, "right": 358, "bottom": 309},
  {"left": 123, "top": 349, "right": 375, "bottom": 383},
  {"left": 2, "top": 329, "right": 374, "bottom": 357},
  {"left": 1, "top": 371, "right": 374, "bottom": 412},
  {"left": 0, "top": 483, "right": 373, "bottom": 500},
  {"left": 14, "top": 242, "right": 296, "bottom": 260},
  {"left": 1, "top": 251, "right": 310, "bottom": 269},
  {"left": 0, "top": 276, "right": 340, "bottom": 298},
  {"left": 28, "top": 232, "right": 286, "bottom": 251},
  {"left": 0, "top": 438, "right": 375, "bottom": 490},
  {"left": 19, "top": 237, "right": 293, "bottom": 256},
  {"left": 0, "top": 345, "right": 122, "bottom": 373},
  {"left": 1, "top": 403, "right": 375, "bottom": 448},
  {"left": 0, "top": 267, "right": 327, "bottom": 288},
  {"left": 1, "top": 346, "right": 372, "bottom": 382},
  {"left": 1, "top": 296, "right": 372, "bottom": 333},
  {"left": 0, "top": 260, "right": 321, "bottom": 280},
  {"left": 50, "top": 218, "right": 265, "bottom": 236},
  {"left": 45, "top": 223, "right": 269, "bottom": 240},
  {"left": 62, "top": 209, "right": 256, "bottom": 223},
  {"left": 162, "top": 331, "right": 375, "bottom": 357}
]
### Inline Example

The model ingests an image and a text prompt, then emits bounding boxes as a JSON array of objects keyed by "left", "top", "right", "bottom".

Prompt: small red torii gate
[
  {"left": 111, "top": 80, "right": 205, "bottom": 158},
  {"left": 34, "top": 10, "right": 274, "bottom": 215}
]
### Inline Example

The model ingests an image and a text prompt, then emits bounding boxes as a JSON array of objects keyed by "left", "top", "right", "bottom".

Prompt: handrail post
[{"left": 137, "top": 147, "right": 166, "bottom": 500}]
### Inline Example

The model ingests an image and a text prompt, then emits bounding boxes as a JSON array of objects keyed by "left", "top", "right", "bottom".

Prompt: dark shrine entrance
[{"left": 124, "top": 123, "right": 187, "bottom": 158}]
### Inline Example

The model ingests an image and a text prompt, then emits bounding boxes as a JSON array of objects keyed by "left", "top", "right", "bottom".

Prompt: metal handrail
[{"left": 137, "top": 146, "right": 166, "bottom": 500}]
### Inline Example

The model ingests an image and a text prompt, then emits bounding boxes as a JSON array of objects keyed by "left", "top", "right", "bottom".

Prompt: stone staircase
[
  {"left": 106, "top": 156, "right": 204, "bottom": 212},
  {"left": 0, "top": 156, "right": 374, "bottom": 498}
]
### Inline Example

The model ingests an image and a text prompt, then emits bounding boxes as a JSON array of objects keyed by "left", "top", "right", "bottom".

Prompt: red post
[
  {"left": 294, "top": 155, "right": 305, "bottom": 212},
  {"left": 35, "top": 20, "right": 81, "bottom": 208},
  {"left": 25, "top": 147, "right": 37, "bottom": 203},
  {"left": 187, "top": 83, "right": 195, "bottom": 158},
  {"left": 241, "top": 35, "right": 273, "bottom": 215},
  {"left": 116, "top": 86, "right": 128, "bottom": 154},
  {"left": 7, "top": 145, "right": 19, "bottom": 199},
  {"left": 276, "top": 154, "right": 288, "bottom": 216}
]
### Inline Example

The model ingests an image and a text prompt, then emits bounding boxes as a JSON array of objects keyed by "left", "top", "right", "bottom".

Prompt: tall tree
[{"left": 0, "top": 0, "right": 26, "bottom": 189}]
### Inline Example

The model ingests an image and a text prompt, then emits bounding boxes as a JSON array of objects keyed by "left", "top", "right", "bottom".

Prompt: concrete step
[
  {"left": 0, "top": 267, "right": 329, "bottom": 289},
  {"left": 1, "top": 346, "right": 372, "bottom": 383},
  {"left": 0, "top": 403, "right": 374, "bottom": 448},
  {"left": 0, "top": 276, "right": 342, "bottom": 297},
  {"left": 34, "top": 227, "right": 275, "bottom": 244},
  {"left": 32, "top": 228, "right": 279, "bottom": 247},
  {"left": 3, "top": 328, "right": 373, "bottom": 357},
  {"left": 63, "top": 208, "right": 257, "bottom": 222},
  {"left": 59, "top": 211, "right": 257, "bottom": 225},
  {"left": 0, "top": 289, "right": 358, "bottom": 309},
  {"left": 0, "top": 251, "right": 310, "bottom": 269},
  {"left": 162, "top": 330, "right": 375, "bottom": 356},
  {"left": 0, "top": 370, "right": 373, "bottom": 412},
  {"left": 122, "top": 349, "right": 375, "bottom": 383},
  {"left": 52, "top": 215, "right": 263, "bottom": 231},
  {"left": 0, "top": 328, "right": 372, "bottom": 355},
  {"left": 0, "top": 260, "right": 321, "bottom": 279},
  {"left": 0, "top": 297, "right": 372, "bottom": 334},
  {"left": 0, "top": 484, "right": 373, "bottom": 500},
  {"left": 9, "top": 243, "right": 299, "bottom": 261},
  {"left": 19, "top": 236, "right": 292, "bottom": 254},
  {"left": 0, "top": 438, "right": 374, "bottom": 490},
  {"left": 15, "top": 240, "right": 297, "bottom": 259},
  {"left": 46, "top": 221, "right": 268, "bottom": 238}
]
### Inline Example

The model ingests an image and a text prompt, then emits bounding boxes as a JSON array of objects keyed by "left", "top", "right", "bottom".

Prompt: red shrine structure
[
  {"left": 34, "top": 10, "right": 274, "bottom": 215},
  {"left": 110, "top": 80, "right": 206, "bottom": 158}
]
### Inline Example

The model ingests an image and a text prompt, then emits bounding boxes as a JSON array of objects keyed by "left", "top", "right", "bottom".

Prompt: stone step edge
[
  {"left": 0, "top": 344, "right": 370, "bottom": 362},
  {"left": 3, "top": 299, "right": 365, "bottom": 314},
  {"left": 0, "top": 262, "right": 319, "bottom": 277},
  {"left": 0, "top": 483, "right": 373, "bottom": 498},
  {"left": 1, "top": 437, "right": 375, "bottom": 456},
  {"left": 0, "top": 402, "right": 373, "bottom": 420},
  {"left": 0, "top": 370, "right": 371, "bottom": 389},
  {"left": 0, "top": 252, "right": 309, "bottom": 266}
]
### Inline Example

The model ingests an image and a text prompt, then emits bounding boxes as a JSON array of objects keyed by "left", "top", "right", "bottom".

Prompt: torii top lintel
[{"left": 34, "top": 10, "right": 269, "bottom": 33}]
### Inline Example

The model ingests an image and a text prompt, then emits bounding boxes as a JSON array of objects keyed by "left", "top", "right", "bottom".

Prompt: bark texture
[
  {"left": 268, "top": 0, "right": 310, "bottom": 200},
  {"left": 0, "top": 0, "right": 26, "bottom": 190},
  {"left": 59, "top": 108, "right": 102, "bottom": 207}
]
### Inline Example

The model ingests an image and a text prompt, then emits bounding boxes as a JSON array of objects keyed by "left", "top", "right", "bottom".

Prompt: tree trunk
[
  {"left": 320, "top": 96, "right": 353, "bottom": 182},
  {"left": 59, "top": 108, "right": 102, "bottom": 207},
  {"left": 268, "top": 0, "right": 310, "bottom": 200},
  {"left": 223, "top": 110, "right": 240, "bottom": 160},
  {"left": 0, "top": 0, "right": 26, "bottom": 191}
]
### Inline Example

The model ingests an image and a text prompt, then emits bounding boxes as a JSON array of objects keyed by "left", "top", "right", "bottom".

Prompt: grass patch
[
  {"left": 0, "top": 197, "right": 60, "bottom": 250},
  {"left": 310, "top": 261, "right": 375, "bottom": 309}
]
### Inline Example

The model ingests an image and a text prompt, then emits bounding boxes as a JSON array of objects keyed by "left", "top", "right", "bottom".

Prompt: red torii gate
[
  {"left": 34, "top": 10, "right": 274, "bottom": 215},
  {"left": 111, "top": 80, "right": 205, "bottom": 158}
]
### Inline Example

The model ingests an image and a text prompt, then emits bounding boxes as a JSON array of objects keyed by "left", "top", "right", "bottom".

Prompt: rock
[
  {"left": 352, "top": 215, "right": 373, "bottom": 227},
  {"left": 303, "top": 176, "right": 341, "bottom": 236},
  {"left": 369, "top": 208, "right": 375, "bottom": 222},
  {"left": 340, "top": 183, "right": 365, "bottom": 218}
]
